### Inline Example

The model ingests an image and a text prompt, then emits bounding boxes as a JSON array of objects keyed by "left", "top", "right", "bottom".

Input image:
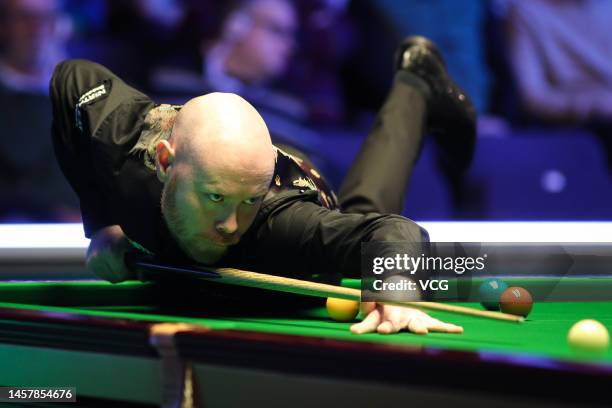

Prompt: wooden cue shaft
[
  {"left": 211, "top": 267, "right": 361, "bottom": 300},
  {"left": 199, "top": 266, "right": 524, "bottom": 323},
  {"left": 381, "top": 300, "right": 524, "bottom": 322}
]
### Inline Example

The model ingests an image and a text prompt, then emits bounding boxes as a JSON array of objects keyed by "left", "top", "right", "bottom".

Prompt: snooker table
[{"left": 0, "top": 279, "right": 611, "bottom": 407}]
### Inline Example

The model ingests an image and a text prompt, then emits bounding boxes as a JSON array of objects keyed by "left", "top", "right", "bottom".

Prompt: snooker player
[{"left": 50, "top": 37, "right": 474, "bottom": 335}]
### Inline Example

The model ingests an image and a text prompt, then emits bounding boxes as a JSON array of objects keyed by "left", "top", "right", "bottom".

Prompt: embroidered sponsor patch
[
  {"left": 77, "top": 84, "right": 107, "bottom": 107},
  {"left": 74, "top": 82, "right": 109, "bottom": 132}
]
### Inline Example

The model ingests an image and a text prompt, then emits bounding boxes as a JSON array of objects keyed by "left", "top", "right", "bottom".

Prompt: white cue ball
[{"left": 567, "top": 319, "right": 610, "bottom": 353}]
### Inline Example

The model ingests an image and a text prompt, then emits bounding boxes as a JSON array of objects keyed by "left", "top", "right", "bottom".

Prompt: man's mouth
[{"left": 204, "top": 236, "right": 239, "bottom": 246}]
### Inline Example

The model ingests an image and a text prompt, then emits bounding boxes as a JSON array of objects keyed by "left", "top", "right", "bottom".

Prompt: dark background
[{"left": 1, "top": 0, "right": 611, "bottom": 223}]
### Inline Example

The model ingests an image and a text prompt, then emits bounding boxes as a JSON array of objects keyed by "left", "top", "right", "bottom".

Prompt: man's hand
[
  {"left": 350, "top": 302, "right": 463, "bottom": 335},
  {"left": 86, "top": 225, "right": 134, "bottom": 283}
]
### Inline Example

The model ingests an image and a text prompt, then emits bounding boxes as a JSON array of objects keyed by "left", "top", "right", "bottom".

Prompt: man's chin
[{"left": 188, "top": 245, "right": 229, "bottom": 265}]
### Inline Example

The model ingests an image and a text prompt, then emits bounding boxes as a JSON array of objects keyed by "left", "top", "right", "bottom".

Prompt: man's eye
[
  {"left": 243, "top": 197, "right": 258, "bottom": 205},
  {"left": 208, "top": 194, "right": 223, "bottom": 202}
]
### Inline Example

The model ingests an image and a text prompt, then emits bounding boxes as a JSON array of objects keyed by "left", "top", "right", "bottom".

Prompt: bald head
[{"left": 170, "top": 93, "right": 274, "bottom": 178}]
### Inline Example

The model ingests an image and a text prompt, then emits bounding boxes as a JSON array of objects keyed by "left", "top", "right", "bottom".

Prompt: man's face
[
  {"left": 234, "top": 0, "right": 297, "bottom": 82},
  {"left": 161, "top": 160, "right": 271, "bottom": 264},
  {"left": 2, "top": 0, "right": 60, "bottom": 68}
]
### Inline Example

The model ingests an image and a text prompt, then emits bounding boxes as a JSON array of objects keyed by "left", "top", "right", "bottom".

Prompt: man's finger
[
  {"left": 377, "top": 309, "right": 409, "bottom": 334},
  {"left": 427, "top": 320, "right": 464, "bottom": 333},
  {"left": 407, "top": 316, "right": 429, "bottom": 334},
  {"left": 350, "top": 307, "right": 381, "bottom": 334},
  {"left": 376, "top": 321, "right": 398, "bottom": 334}
]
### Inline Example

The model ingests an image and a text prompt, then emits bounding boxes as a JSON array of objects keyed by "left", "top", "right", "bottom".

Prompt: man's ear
[{"left": 155, "top": 140, "right": 175, "bottom": 182}]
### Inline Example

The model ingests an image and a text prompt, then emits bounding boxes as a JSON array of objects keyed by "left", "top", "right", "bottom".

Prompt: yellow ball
[
  {"left": 567, "top": 319, "right": 610, "bottom": 353},
  {"left": 326, "top": 297, "right": 360, "bottom": 322}
]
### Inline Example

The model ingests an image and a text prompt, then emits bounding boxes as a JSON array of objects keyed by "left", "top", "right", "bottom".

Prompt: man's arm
[
  {"left": 50, "top": 60, "right": 116, "bottom": 237},
  {"left": 50, "top": 61, "right": 133, "bottom": 281},
  {"left": 51, "top": 59, "right": 158, "bottom": 239},
  {"left": 240, "top": 196, "right": 461, "bottom": 334},
  {"left": 243, "top": 193, "right": 426, "bottom": 278}
]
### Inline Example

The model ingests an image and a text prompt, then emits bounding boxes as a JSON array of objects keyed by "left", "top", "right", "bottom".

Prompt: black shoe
[{"left": 395, "top": 36, "right": 477, "bottom": 172}]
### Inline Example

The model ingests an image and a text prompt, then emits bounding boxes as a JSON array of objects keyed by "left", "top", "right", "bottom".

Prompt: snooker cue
[{"left": 128, "top": 258, "right": 524, "bottom": 323}]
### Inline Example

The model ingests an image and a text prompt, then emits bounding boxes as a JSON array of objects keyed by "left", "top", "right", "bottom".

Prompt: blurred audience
[
  {"left": 0, "top": 0, "right": 68, "bottom": 92},
  {"left": 344, "top": 0, "right": 491, "bottom": 115},
  {"left": 0, "top": 0, "right": 79, "bottom": 222},
  {"left": 68, "top": 0, "right": 186, "bottom": 89},
  {"left": 286, "top": 0, "right": 354, "bottom": 124},
  {"left": 152, "top": 0, "right": 344, "bottom": 167},
  {"left": 504, "top": 0, "right": 612, "bottom": 168},
  {"left": 505, "top": 0, "right": 612, "bottom": 122},
  {"left": 1, "top": 0, "right": 608, "bottom": 223},
  {"left": 153, "top": 0, "right": 305, "bottom": 118}
]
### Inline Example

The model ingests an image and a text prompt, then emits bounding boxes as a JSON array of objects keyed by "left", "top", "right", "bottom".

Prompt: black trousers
[
  {"left": 50, "top": 60, "right": 429, "bottom": 283},
  {"left": 338, "top": 70, "right": 427, "bottom": 215}
]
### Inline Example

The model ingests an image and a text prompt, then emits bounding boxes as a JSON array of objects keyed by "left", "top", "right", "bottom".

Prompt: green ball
[{"left": 479, "top": 278, "right": 508, "bottom": 311}]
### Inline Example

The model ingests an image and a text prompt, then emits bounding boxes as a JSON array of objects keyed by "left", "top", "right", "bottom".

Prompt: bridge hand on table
[{"left": 350, "top": 302, "right": 464, "bottom": 335}]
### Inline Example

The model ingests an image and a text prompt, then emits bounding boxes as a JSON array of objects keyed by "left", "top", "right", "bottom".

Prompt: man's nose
[{"left": 215, "top": 210, "right": 239, "bottom": 235}]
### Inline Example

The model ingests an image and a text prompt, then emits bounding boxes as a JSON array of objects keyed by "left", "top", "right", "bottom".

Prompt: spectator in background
[
  {"left": 153, "top": 0, "right": 306, "bottom": 121},
  {"left": 0, "top": 0, "right": 79, "bottom": 221},
  {"left": 505, "top": 0, "right": 612, "bottom": 170},
  {"left": 286, "top": 0, "right": 354, "bottom": 125},
  {"left": 153, "top": 0, "right": 336, "bottom": 168},
  {"left": 0, "top": 0, "right": 67, "bottom": 92},
  {"left": 106, "top": 0, "right": 186, "bottom": 88},
  {"left": 67, "top": 0, "right": 186, "bottom": 90}
]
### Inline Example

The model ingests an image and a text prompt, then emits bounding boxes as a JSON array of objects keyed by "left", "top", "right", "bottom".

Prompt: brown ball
[{"left": 499, "top": 287, "right": 533, "bottom": 317}]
